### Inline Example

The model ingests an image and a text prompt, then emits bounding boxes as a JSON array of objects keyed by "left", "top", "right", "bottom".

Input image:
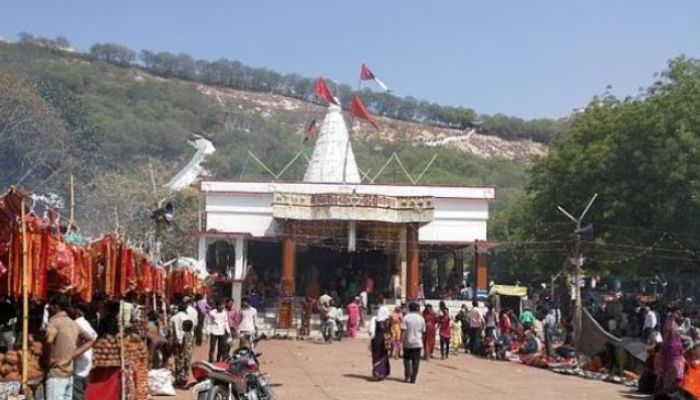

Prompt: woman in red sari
[{"left": 422, "top": 304, "right": 437, "bottom": 360}]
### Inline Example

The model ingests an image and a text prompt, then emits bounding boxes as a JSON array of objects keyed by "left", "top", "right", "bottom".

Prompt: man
[
  {"left": 207, "top": 300, "right": 231, "bottom": 362},
  {"left": 226, "top": 299, "right": 241, "bottom": 349},
  {"left": 195, "top": 294, "right": 211, "bottom": 346},
  {"left": 169, "top": 303, "right": 192, "bottom": 346},
  {"left": 543, "top": 308, "right": 557, "bottom": 358},
  {"left": 238, "top": 297, "right": 258, "bottom": 348},
  {"left": 520, "top": 306, "right": 535, "bottom": 331},
  {"left": 467, "top": 300, "right": 484, "bottom": 355},
  {"left": 67, "top": 305, "right": 98, "bottom": 400},
  {"left": 318, "top": 293, "right": 333, "bottom": 342},
  {"left": 45, "top": 295, "right": 95, "bottom": 400},
  {"left": 401, "top": 302, "right": 425, "bottom": 384},
  {"left": 119, "top": 291, "right": 137, "bottom": 329},
  {"left": 184, "top": 296, "right": 199, "bottom": 334},
  {"left": 643, "top": 306, "right": 658, "bottom": 341},
  {"left": 389, "top": 270, "right": 401, "bottom": 301}
]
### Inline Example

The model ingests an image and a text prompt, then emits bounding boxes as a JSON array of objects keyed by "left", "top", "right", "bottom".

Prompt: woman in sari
[
  {"left": 369, "top": 306, "right": 391, "bottom": 380},
  {"left": 519, "top": 330, "right": 547, "bottom": 368},
  {"left": 657, "top": 314, "right": 685, "bottom": 393},
  {"left": 423, "top": 304, "right": 437, "bottom": 360},
  {"left": 346, "top": 297, "right": 361, "bottom": 338},
  {"left": 389, "top": 306, "right": 403, "bottom": 359}
]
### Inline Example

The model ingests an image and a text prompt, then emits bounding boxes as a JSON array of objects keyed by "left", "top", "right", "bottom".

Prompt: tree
[
  {"left": 80, "top": 162, "right": 199, "bottom": 259},
  {"left": 526, "top": 56, "right": 700, "bottom": 278},
  {"left": 89, "top": 43, "right": 136, "bottom": 66},
  {"left": 0, "top": 72, "right": 70, "bottom": 189}
]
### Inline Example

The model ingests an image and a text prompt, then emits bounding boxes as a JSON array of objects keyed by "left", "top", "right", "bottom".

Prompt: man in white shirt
[
  {"left": 183, "top": 296, "right": 199, "bottom": 330},
  {"left": 401, "top": 302, "right": 426, "bottom": 384},
  {"left": 170, "top": 303, "right": 191, "bottom": 344},
  {"left": 643, "top": 307, "right": 658, "bottom": 339},
  {"left": 207, "top": 300, "right": 231, "bottom": 362},
  {"left": 238, "top": 297, "right": 258, "bottom": 348},
  {"left": 68, "top": 306, "right": 98, "bottom": 400}
]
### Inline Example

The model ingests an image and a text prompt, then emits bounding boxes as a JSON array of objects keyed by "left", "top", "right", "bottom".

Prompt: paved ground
[{"left": 174, "top": 339, "right": 638, "bottom": 400}]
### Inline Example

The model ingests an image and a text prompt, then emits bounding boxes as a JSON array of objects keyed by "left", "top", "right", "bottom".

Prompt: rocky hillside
[{"left": 194, "top": 81, "right": 547, "bottom": 162}]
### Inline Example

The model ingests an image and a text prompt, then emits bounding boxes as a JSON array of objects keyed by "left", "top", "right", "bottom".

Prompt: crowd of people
[
  {"left": 357, "top": 298, "right": 567, "bottom": 384},
  {"left": 0, "top": 291, "right": 261, "bottom": 400}
]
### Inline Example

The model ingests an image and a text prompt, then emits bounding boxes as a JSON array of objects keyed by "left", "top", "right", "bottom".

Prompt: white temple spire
[{"left": 303, "top": 102, "right": 361, "bottom": 184}]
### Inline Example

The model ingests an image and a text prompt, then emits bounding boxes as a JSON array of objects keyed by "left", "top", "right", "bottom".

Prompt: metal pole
[
  {"left": 573, "top": 219, "right": 582, "bottom": 354},
  {"left": 20, "top": 200, "right": 29, "bottom": 397},
  {"left": 557, "top": 193, "right": 597, "bottom": 356}
]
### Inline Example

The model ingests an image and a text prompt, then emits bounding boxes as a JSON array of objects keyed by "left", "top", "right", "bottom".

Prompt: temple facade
[{"left": 197, "top": 102, "right": 495, "bottom": 326}]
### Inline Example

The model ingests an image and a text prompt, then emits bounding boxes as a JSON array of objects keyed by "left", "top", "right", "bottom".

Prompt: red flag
[
  {"left": 360, "top": 63, "right": 389, "bottom": 91},
  {"left": 350, "top": 95, "right": 378, "bottom": 130},
  {"left": 360, "top": 63, "right": 375, "bottom": 81},
  {"left": 314, "top": 76, "right": 338, "bottom": 104}
]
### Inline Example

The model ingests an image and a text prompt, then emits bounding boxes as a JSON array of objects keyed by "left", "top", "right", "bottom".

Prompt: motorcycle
[{"left": 192, "top": 338, "right": 276, "bottom": 400}]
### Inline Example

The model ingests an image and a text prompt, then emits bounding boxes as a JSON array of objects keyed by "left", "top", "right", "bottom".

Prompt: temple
[{"left": 197, "top": 101, "right": 495, "bottom": 327}]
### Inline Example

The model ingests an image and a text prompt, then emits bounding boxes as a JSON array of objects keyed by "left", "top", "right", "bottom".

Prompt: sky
[{"left": 1, "top": 1, "right": 698, "bottom": 119}]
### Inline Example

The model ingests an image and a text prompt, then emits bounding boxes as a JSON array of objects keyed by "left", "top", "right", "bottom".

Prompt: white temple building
[{"left": 197, "top": 102, "right": 495, "bottom": 328}]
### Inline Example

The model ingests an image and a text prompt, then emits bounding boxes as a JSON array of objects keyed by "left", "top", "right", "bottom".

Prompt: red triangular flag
[
  {"left": 314, "top": 76, "right": 338, "bottom": 104},
  {"left": 360, "top": 63, "right": 375, "bottom": 81},
  {"left": 350, "top": 95, "right": 378, "bottom": 130}
]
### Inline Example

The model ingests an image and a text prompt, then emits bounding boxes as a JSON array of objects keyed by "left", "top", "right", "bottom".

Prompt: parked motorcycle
[{"left": 192, "top": 338, "right": 276, "bottom": 400}]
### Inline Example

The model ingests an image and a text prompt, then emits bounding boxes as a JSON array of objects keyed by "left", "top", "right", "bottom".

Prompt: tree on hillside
[
  {"left": 90, "top": 43, "right": 136, "bottom": 66},
  {"left": 525, "top": 56, "right": 700, "bottom": 279},
  {"left": 0, "top": 72, "right": 70, "bottom": 189},
  {"left": 80, "top": 162, "right": 199, "bottom": 259}
]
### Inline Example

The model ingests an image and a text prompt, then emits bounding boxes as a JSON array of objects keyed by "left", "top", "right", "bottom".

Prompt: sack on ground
[{"left": 148, "top": 368, "right": 176, "bottom": 396}]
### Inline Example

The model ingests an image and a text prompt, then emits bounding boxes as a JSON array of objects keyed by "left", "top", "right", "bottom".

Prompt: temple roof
[{"left": 303, "top": 103, "right": 361, "bottom": 184}]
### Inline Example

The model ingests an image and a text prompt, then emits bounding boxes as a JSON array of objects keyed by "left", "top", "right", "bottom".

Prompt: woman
[
  {"left": 369, "top": 306, "right": 391, "bottom": 380},
  {"left": 346, "top": 297, "right": 361, "bottom": 338},
  {"left": 389, "top": 306, "right": 403, "bottom": 359},
  {"left": 451, "top": 316, "right": 463, "bottom": 351},
  {"left": 658, "top": 315, "right": 685, "bottom": 393},
  {"left": 519, "top": 330, "right": 546, "bottom": 368},
  {"left": 422, "top": 304, "right": 437, "bottom": 360},
  {"left": 437, "top": 307, "right": 452, "bottom": 359}
]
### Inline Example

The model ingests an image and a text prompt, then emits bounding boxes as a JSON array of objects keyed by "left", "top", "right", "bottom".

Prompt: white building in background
[{"left": 197, "top": 101, "right": 495, "bottom": 327}]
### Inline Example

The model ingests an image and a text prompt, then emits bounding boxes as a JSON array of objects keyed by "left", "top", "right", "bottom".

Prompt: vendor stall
[
  {"left": 489, "top": 284, "right": 528, "bottom": 314},
  {"left": 0, "top": 186, "right": 187, "bottom": 399}
]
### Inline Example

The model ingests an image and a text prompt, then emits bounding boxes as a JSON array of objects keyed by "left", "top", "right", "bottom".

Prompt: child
[
  {"left": 451, "top": 318, "right": 462, "bottom": 351},
  {"left": 174, "top": 319, "right": 195, "bottom": 388}
]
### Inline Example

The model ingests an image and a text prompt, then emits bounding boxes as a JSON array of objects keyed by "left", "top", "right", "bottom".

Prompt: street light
[{"left": 557, "top": 193, "right": 597, "bottom": 355}]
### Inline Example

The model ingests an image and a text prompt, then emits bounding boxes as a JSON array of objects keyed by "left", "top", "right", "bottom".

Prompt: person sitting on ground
[
  {"left": 480, "top": 333, "right": 497, "bottom": 359},
  {"left": 519, "top": 330, "right": 547, "bottom": 367},
  {"left": 681, "top": 347, "right": 700, "bottom": 399}
]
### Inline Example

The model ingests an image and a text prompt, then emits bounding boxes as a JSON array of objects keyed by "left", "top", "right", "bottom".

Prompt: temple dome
[{"left": 303, "top": 102, "right": 361, "bottom": 183}]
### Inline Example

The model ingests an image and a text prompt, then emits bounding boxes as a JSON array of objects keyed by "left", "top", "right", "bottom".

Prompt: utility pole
[{"left": 557, "top": 193, "right": 597, "bottom": 355}]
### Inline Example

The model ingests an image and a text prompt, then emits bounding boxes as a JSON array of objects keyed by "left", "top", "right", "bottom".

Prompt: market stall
[
  {"left": 0, "top": 186, "right": 187, "bottom": 399},
  {"left": 489, "top": 284, "right": 528, "bottom": 314}
]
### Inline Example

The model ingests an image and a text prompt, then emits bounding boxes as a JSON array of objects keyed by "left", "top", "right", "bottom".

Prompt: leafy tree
[
  {"left": 89, "top": 43, "right": 136, "bottom": 65},
  {"left": 0, "top": 72, "right": 70, "bottom": 189},
  {"left": 526, "top": 56, "right": 700, "bottom": 279}
]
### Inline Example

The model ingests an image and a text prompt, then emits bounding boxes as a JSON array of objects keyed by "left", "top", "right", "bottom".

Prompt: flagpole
[{"left": 343, "top": 69, "right": 364, "bottom": 185}]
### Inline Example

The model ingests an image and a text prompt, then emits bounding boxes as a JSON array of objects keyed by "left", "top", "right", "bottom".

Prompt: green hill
[{"left": 0, "top": 41, "right": 532, "bottom": 258}]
